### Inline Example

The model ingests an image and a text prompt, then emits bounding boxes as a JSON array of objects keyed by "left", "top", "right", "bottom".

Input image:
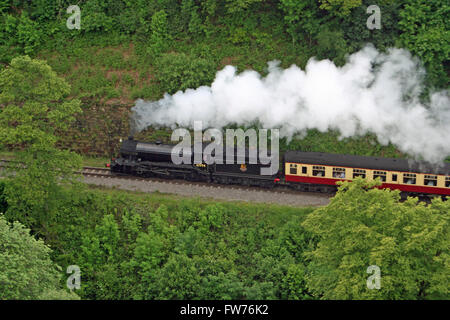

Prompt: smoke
[{"left": 131, "top": 45, "right": 450, "bottom": 163}]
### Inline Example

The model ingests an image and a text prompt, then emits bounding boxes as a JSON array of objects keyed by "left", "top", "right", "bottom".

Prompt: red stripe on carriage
[{"left": 285, "top": 175, "right": 450, "bottom": 196}]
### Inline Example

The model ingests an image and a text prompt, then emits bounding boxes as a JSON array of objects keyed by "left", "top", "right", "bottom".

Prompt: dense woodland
[
  {"left": 0, "top": 0, "right": 448, "bottom": 158},
  {"left": 0, "top": 1, "right": 449, "bottom": 300}
]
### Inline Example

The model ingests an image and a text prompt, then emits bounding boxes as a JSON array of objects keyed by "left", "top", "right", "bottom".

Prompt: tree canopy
[
  {"left": 0, "top": 214, "right": 79, "bottom": 300},
  {"left": 0, "top": 56, "right": 82, "bottom": 230},
  {"left": 302, "top": 179, "right": 449, "bottom": 299}
]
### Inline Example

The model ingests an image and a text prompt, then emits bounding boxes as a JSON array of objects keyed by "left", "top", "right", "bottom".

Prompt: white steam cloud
[{"left": 131, "top": 45, "right": 450, "bottom": 163}]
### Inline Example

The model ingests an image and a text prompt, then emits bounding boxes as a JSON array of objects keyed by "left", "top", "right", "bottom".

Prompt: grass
[{"left": 0, "top": 150, "right": 110, "bottom": 168}]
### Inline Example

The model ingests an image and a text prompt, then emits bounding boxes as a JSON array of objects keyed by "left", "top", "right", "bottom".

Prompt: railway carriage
[{"left": 284, "top": 151, "right": 450, "bottom": 197}]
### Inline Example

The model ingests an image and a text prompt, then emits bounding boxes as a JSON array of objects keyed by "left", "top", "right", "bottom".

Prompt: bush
[
  {"left": 315, "top": 27, "right": 348, "bottom": 66},
  {"left": 154, "top": 52, "right": 216, "bottom": 94},
  {"left": 146, "top": 10, "right": 171, "bottom": 58},
  {"left": 0, "top": 214, "right": 79, "bottom": 299}
]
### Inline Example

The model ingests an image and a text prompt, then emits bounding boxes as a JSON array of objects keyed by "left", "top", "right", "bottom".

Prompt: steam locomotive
[{"left": 109, "top": 137, "right": 450, "bottom": 198}]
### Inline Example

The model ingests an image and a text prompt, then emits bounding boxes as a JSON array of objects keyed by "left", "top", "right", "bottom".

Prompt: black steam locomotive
[
  {"left": 109, "top": 137, "right": 280, "bottom": 188},
  {"left": 109, "top": 137, "right": 450, "bottom": 198}
]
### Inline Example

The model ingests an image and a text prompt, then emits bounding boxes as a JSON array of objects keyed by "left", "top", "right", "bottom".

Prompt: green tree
[
  {"left": 188, "top": 7, "right": 203, "bottom": 38},
  {"left": 319, "top": 0, "right": 362, "bottom": 16},
  {"left": 398, "top": 0, "right": 449, "bottom": 87},
  {"left": 0, "top": 11, "right": 43, "bottom": 55},
  {"left": 81, "top": 0, "right": 116, "bottom": 33},
  {"left": 154, "top": 52, "right": 216, "bottom": 94},
  {"left": 302, "top": 179, "right": 449, "bottom": 299},
  {"left": 154, "top": 253, "right": 202, "bottom": 299},
  {"left": 315, "top": 27, "right": 348, "bottom": 65},
  {"left": 279, "top": 0, "right": 322, "bottom": 45},
  {"left": 77, "top": 214, "right": 122, "bottom": 299},
  {"left": 0, "top": 0, "right": 10, "bottom": 14},
  {"left": 147, "top": 9, "right": 171, "bottom": 57},
  {"left": 0, "top": 56, "right": 82, "bottom": 229},
  {"left": 339, "top": 0, "right": 400, "bottom": 51},
  {"left": 0, "top": 214, "right": 79, "bottom": 299},
  {"left": 0, "top": 181, "right": 7, "bottom": 214},
  {"left": 225, "top": 0, "right": 263, "bottom": 14}
]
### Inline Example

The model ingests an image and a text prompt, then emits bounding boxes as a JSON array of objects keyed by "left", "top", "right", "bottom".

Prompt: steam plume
[{"left": 131, "top": 45, "right": 450, "bottom": 163}]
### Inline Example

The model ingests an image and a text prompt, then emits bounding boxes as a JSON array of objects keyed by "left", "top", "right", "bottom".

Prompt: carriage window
[
  {"left": 302, "top": 166, "right": 307, "bottom": 174},
  {"left": 353, "top": 169, "right": 366, "bottom": 179},
  {"left": 312, "top": 166, "right": 325, "bottom": 177},
  {"left": 392, "top": 174, "right": 398, "bottom": 182},
  {"left": 424, "top": 175, "right": 438, "bottom": 187},
  {"left": 332, "top": 168, "right": 346, "bottom": 179},
  {"left": 289, "top": 164, "right": 298, "bottom": 175},
  {"left": 373, "top": 171, "right": 387, "bottom": 182},
  {"left": 446, "top": 177, "right": 450, "bottom": 188},
  {"left": 403, "top": 173, "right": 416, "bottom": 185}
]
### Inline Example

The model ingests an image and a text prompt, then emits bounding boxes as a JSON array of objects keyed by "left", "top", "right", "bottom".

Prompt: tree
[
  {"left": 0, "top": 56, "right": 82, "bottom": 229},
  {"left": 154, "top": 52, "right": 216, "bottom": 94},
  {"left": 225, "top": 0, "right": 263, "bottom": 14},
  {"left": 147, "top": 10, "right": 171, "bottom": 57},
  {"left": 398, "top": 0, "right": 449, "bottom": 87},
  {"left": 315, "top": 26, "right": 348, "bottom": 65},
  {"left": 0, "top": 214, "right": 79, "bottom": 299},
  {"left": 0, "top": 181, "right": 7, "bottom": 214},
  {"left": 154, "top": 253, "right": 202, "bottom": 299},
  {"left": 77, "top": 214, "right": 122, "bottom": 299},
  {"left": 319, "top": 0, "right": 362, "bottom": 16},
  {"left": 279, "top": 0, "right": 322, "bottom": 45},
  {"left": 302, "top": 178, "right": 449, "bottom": 299}
]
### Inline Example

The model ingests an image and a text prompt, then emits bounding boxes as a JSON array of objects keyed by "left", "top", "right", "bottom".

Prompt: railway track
[
  {"left": 0, "top": 160, "right": 112, "bottom": 177},
  {"left": 0, "top": 159, "right": 331, "bottom": 202},
  {"left": 81, "top": 165, "right": 329, "bottom": 197}
]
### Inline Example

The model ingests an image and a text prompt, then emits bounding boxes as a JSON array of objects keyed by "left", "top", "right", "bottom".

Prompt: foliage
[
  {"left": 0, "top": 214, "right": 79, "bottom": 300},
  {"left": 0, "top": 0, "right": 447, "bottom": 90},
  {"left": 225, "top": 0, "right": 263, "bottom": 14},
  {"left": 279, "top": 0, "right": 322, "bottom": 45},
  {"left": 0, "top": 181, "right": 7, "bottom": 213},
  {"left": 314, "top": 27, "right": 348, "bottom": 65},
  {"left": 0, "top": 55, "right": 80, "bottom": 147},
  {"left": 319, "top": 0, "right": 362, "bottom": 16},
  {"left": 81, "top": 0, "right": 116, "bottom": 33},
  {"left": 1, "top": 164, "right": 448, "bottom": 300},
  {"left": 0, "top": 0, "right": 448, "bottom": 302},
  {"left": 0, "top": 12, "right": 43, "bottom": 56},
  {"left": 339, "top": 0, "right": 400, "bottom": 51},
  {"left": 398, "top": 0, "right": 449, "bottom": 86},
  {"left": 302, "top": 178, "right": 449, "bottom": 299},
  {"left": 0, "top": 56, "right": 82, "bottom": 230},
  {"left": 154, "top": 52, "right": 216, "bottom": 94},
  {"left": 7, "top": 183, "right": 315, "bottom": 300},
  {"left": 147, "top": 10, "right": 171, "bottom": 58}
]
